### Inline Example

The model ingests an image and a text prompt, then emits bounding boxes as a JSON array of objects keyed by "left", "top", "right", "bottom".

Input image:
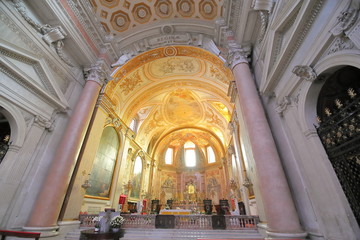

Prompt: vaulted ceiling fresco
[
  {"left": 106, "top": 46, "right": 232, "bottom": 156},
  {"left": 95, "top": 1, "right": 233, "bottom": 162}
]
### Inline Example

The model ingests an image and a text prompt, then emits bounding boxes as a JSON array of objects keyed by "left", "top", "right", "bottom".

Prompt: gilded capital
[{"left": 84, "top": 59, "right": 112, "bottom": 86}]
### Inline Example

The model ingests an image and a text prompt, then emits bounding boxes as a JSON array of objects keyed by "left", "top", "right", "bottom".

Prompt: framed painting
[{"left": 85, "top": 127, "right": 119, "bottom": 199}]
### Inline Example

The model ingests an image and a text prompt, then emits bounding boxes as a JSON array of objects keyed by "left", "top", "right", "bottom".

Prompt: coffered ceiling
[
  {"left": 89, "top": 0, "right": 236, "bottom": 162},
  {"left": 91, "top": 0, "right": 224, "bottom": 35}
]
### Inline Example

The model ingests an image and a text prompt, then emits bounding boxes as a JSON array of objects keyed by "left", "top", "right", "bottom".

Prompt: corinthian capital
[
  {"left": 84, "top": 59, "right": 112, "bottom": 86},
  {"left": 227, "top": 42, "right": 250, "bottom": 69}
]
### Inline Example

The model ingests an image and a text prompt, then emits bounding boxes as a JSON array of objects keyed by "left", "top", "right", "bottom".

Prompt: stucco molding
[
  {"left": 260, "top": 0, "right": 324, "bottom": 95},
  {"left": 0, "top": 5, "right": 72, "bottom": 88},
  {"left": 292, "top": 65, "right": 317, "bottom": 82},
  {"left": 11, "top": 0, "right": 74, "bottom": 67}
]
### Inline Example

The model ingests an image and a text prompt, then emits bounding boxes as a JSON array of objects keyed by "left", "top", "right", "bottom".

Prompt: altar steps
[{"left": 121, "top": 228, "right": 263, "bottom": 240}]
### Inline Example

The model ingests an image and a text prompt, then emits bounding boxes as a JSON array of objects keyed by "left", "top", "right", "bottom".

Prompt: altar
[{"left": 159, "top": 209, "right": 191, "bottom": 215}]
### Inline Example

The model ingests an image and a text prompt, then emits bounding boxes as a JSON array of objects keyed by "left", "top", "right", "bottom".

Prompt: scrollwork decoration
[{"left": 12, "top": 0, "right": 74, "bottom": 67}]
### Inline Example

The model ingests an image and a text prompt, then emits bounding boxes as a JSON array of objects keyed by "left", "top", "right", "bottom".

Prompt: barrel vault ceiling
[{"left": 90, "top": 0, "right": 237, "bottom": 160}]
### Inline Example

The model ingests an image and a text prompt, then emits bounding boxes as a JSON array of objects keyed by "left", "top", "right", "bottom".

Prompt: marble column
[
  {"left": 24, "top": 60, "right": 110, "bottom": 237},
  {"left": 228, "top": 46, "right": 307, "bottom": 239}
]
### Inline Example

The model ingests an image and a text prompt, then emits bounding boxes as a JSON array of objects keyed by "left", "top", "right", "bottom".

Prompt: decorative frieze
[
  {"left": 292, "top": 65, "right": 317, "bottom": 82},
  {"left": 121, "top": 33, "right": 218, "bottom": 59},
  {"left": 328, "top": 7, "right": 360, "bottom": 52},
  {"left": 328, "top": 36, "right": 355, "bottom": 54}
]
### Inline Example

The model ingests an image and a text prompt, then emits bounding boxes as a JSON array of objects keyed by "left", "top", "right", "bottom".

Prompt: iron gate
[{"left": 316, "top": 89, "right": 360, "bottom": 226}]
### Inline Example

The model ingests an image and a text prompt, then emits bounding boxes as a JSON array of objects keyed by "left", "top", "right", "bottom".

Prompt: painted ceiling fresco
[{"left": 105, "top": 42, "right": 232, "bottom": 162}]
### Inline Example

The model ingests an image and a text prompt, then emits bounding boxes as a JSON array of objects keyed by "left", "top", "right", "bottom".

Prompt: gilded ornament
[
  {"left": 347, "top": 88, "right": 357, "bottom": 99},
  {"left": 335, "top": 99, "right": 343, "bottom": 109},
  {"left": 316, "top": 116, "right": 321, "bottom": 123},
  {"left": 324, "top": 108, "right": 332, "bottom": 117},
  {"left": 119, "top": 71, "right": 143, "bottom": 95}
]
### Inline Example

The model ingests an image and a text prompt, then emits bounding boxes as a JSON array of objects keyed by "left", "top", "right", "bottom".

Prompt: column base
[
  {"left": 23, "top": 226, "right": 59, "bottom": 238},
  {"left": 266, "top": 230, "right": 308, "bottom": 239},
  {"left": 57, "top": 220, "right": 81, "bottom": 239}
]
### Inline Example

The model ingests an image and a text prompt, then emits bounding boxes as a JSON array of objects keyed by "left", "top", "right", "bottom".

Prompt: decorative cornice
[
  {"left": 83, "top": 59, "right": 112, "bottom": 86},
  {"left": 116, "top": 33, "right": 222, "bottom": 66},
  {"left": 0, "top": 46, "right": 58, "bottom": 96},
  {"left": 292, "top": 65, "right": 317, "bottom": 82},
  {"left": 61, "top": 0, "right": 118, "bottom": 63},
  {"left": 0, "top": 61, "right": 68, "bottom": 112},
  {"left": 11, "top": 0, "right": 74, "bottom": 67}
]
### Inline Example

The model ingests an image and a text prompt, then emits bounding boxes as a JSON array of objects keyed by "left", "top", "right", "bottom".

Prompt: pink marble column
[
  {"left": 24, "top": 60, "right": 110, "bottom": 236},
  {"left": 228, "top": 47, "right": 306, "bottom": 238}
]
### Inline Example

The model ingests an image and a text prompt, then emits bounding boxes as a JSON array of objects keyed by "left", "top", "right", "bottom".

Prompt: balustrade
[
  {"left": 79, "top": 214, "right": 259, "bottom": 230},
  {"left": 122, "top": 215, "right": 156, "bottom": 229},
  {"left": 225, "top": 215, "right": 258, "bottom": 230},
  {"left": 174, "top": 215, "right": 212, "bottom": 229},
  {"left": 79, "top": 214, "right": 99, "bottom": 228}
]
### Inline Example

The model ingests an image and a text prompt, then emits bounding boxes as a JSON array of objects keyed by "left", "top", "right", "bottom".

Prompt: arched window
[
  {"left": 130, "top": 156, "right": 142, "bottom": 198},
  {"left": 165, "top": 147, "right": 173, "bottom": 165},
  {"left": 86, "top": 127, "right": 119, "bottom": 198},
  {"left": 207, "top": 146, "right": 216, "bottom": 163},
  {"left": 184, "top": 141, "right": 196, "bottom": 167}
]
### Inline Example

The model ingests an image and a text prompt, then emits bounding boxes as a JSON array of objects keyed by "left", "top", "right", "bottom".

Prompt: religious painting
[
  {"left": 130, "top": 156, "right": 143, "bottom": 199},
  {"left": 164, "top": 89, "right": 203, "bottom": 125},
  {"left": 85, "top": 127, "right": 119, "bottom": 199}
]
